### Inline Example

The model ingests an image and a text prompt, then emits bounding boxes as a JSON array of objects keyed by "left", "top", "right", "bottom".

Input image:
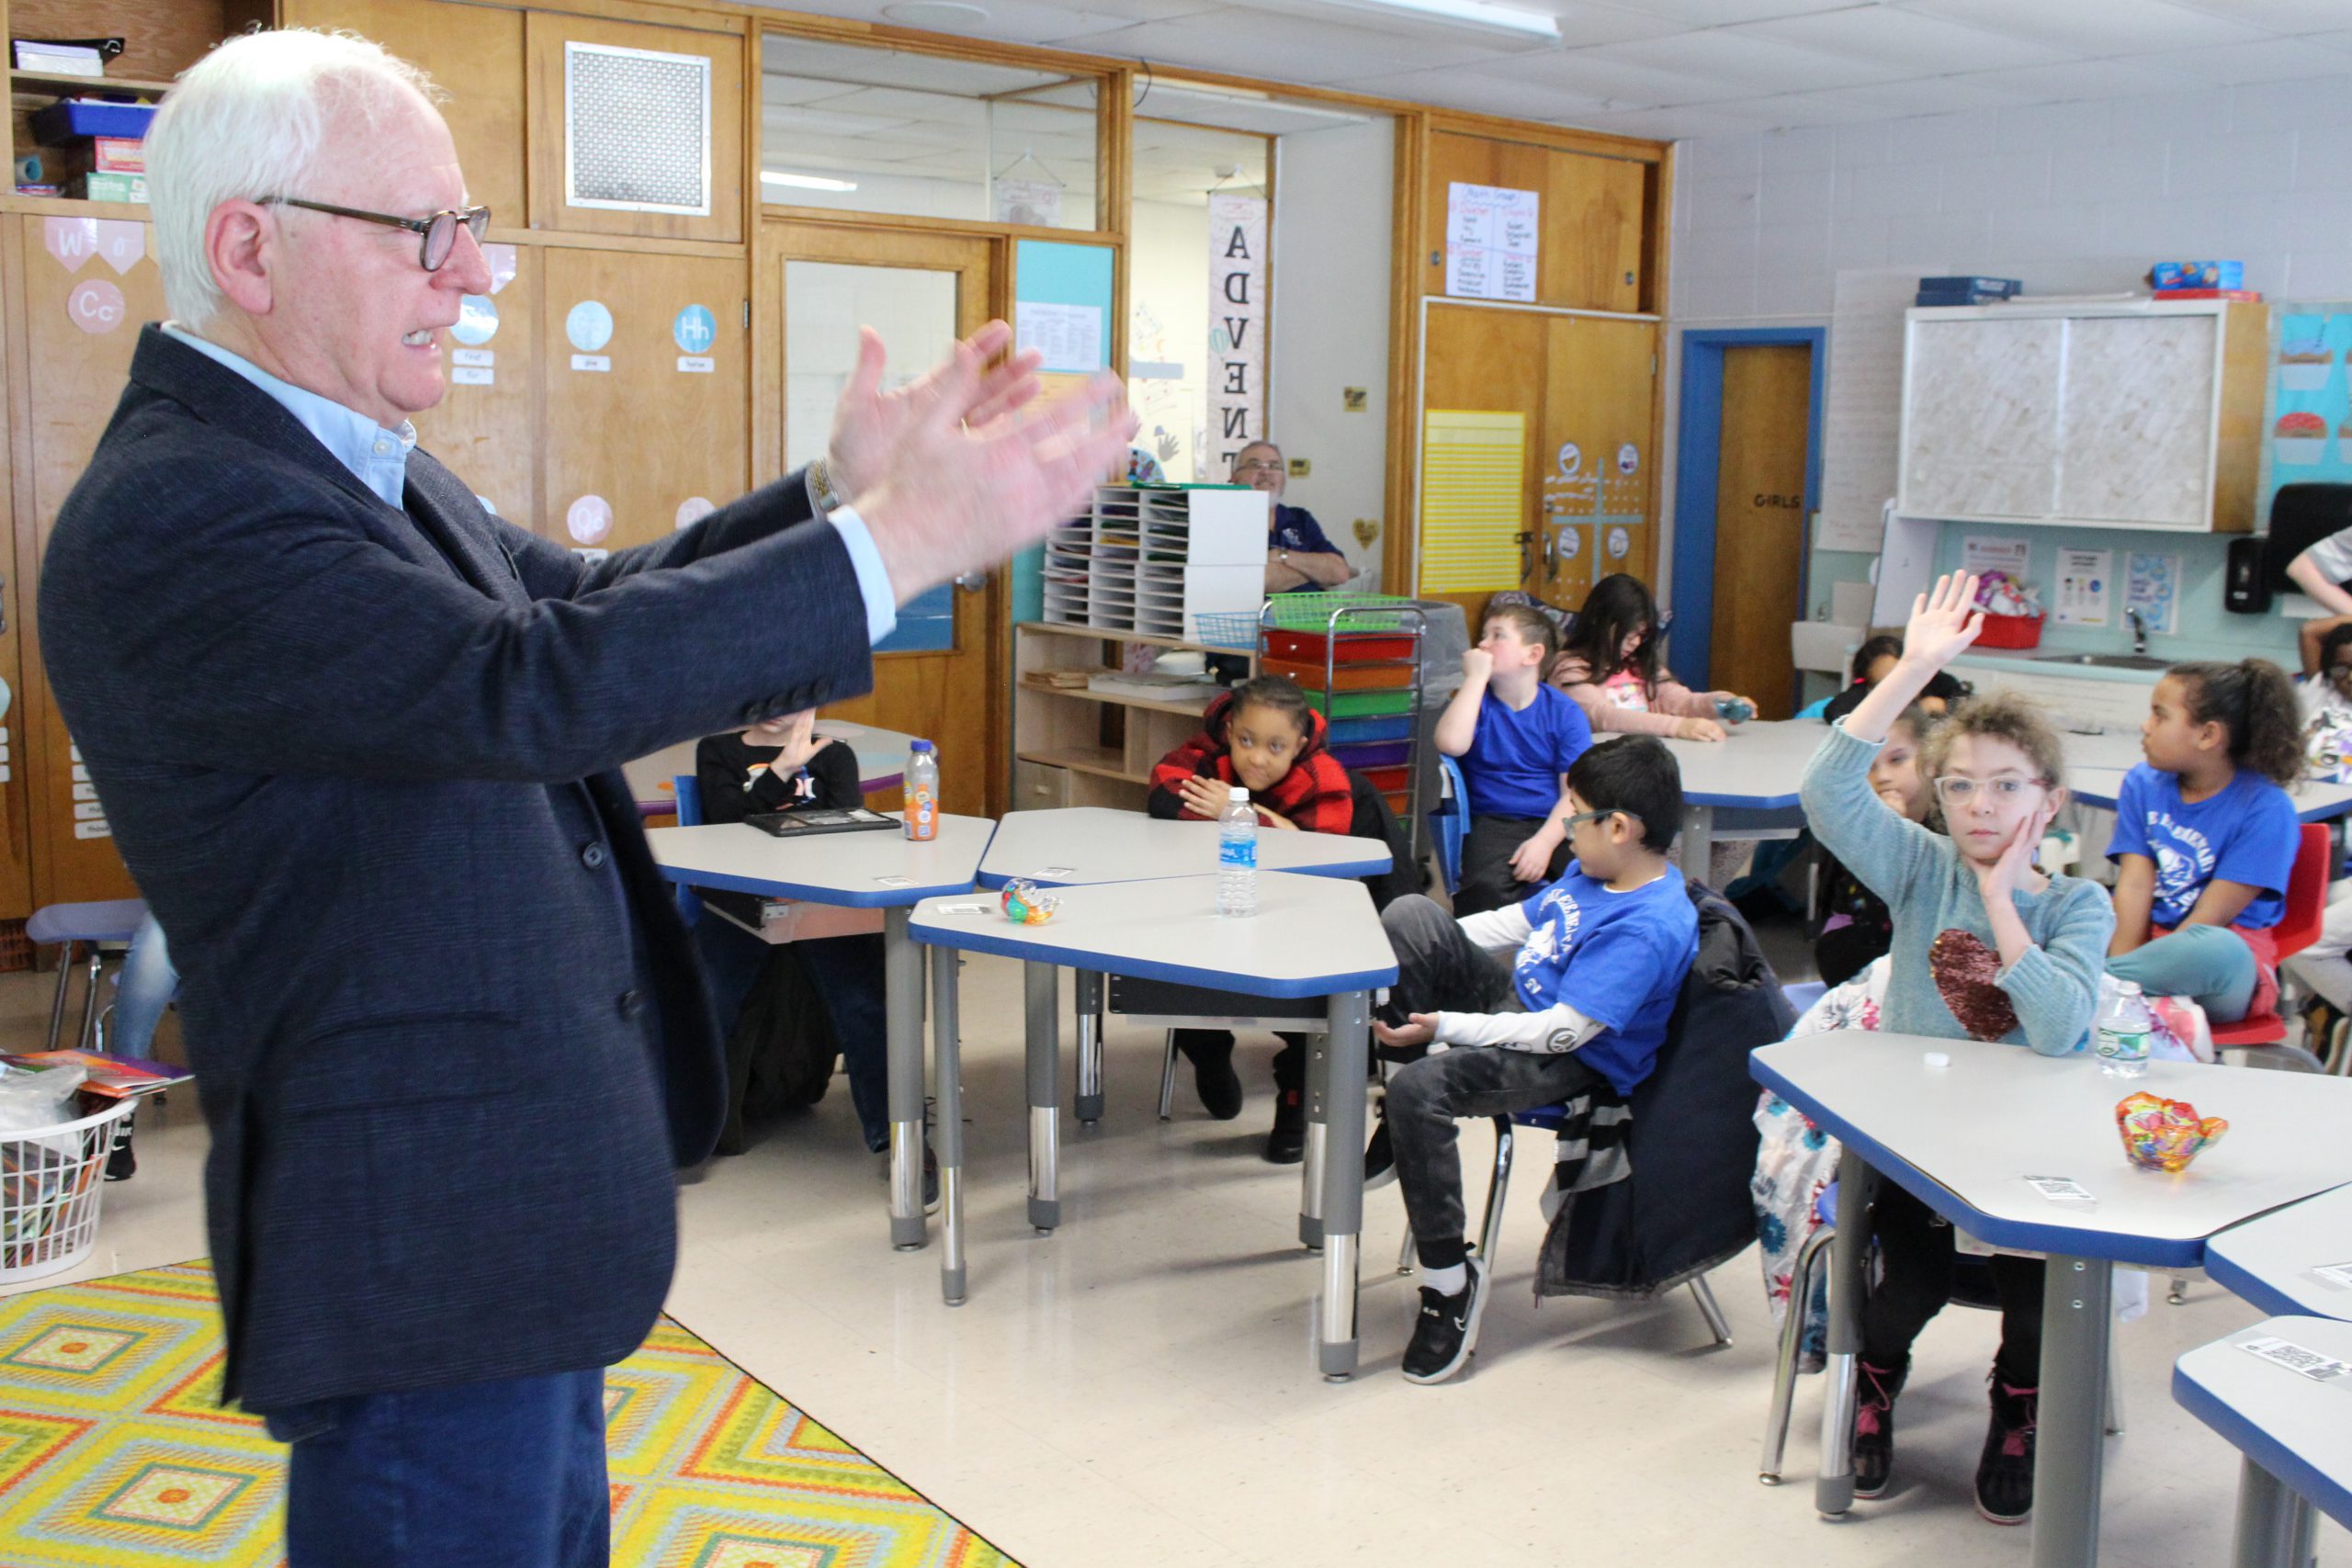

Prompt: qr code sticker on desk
[
  {"left": 2239, "top": 1337, "right": 2352, "bottom": 1383},
  {"left": 2024, "top": 1175, "right": 2096, "bottom": 1203},
  {"left": 2312, "top": 1260, "right": 2352, "bottom": 1292}
]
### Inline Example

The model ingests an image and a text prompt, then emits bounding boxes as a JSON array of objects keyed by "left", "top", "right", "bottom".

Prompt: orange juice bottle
[{"left": 903, "top": 739, "right": 939, "bottom": 841}]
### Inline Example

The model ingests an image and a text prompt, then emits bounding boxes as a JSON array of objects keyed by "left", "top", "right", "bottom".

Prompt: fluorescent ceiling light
[
  {"left": 1272, "top": 0, "right": 1561, "bottom": 44},
  {"left": 762, "top": 171, "right": 860, "bottom": 191}
]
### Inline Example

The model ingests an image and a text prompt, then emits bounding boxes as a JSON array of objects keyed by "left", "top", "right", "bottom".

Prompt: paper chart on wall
[
  {"left": 2054, "top": 548, "right": 2112, "bottom": 627},
  {"left": 1817, "top": 265, "right": 1944, "bottom": 555},
  {"left": 1420, "top": 409, "right": 1525, "bottom": 592},
  {"left": 1443, "top": 183, "right": 1538, "bottom": 304},
  {"left": 1015, "top": 300, "right": 1102, "bottom": 375},
  {"left": 2125, "top": 552, "right": 2180, "bottom": 636}
]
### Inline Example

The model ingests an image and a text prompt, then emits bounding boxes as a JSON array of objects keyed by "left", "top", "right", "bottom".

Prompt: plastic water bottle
[
  {"left": 1217, "top": 786, "right": 1258, "bottom": 918},
  {"left": 2096, "top": 980, "right": 2153, "bottom": 1077},
  {"left": 903, "top": 739, "right": 939, "bottom": 841}
]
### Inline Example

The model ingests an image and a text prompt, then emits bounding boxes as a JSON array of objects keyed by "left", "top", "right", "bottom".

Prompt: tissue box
[
  {"left": 2153, "top": 260, "right": 2243, "bottom": 291},
  {"left": 72, "top": 171, "right": 146, "bottom": 204}
]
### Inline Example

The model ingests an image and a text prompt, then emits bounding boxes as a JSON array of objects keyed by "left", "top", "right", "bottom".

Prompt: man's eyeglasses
[
  {"left": 264, "top": 197, "right": 491, "bottom": 273},
  {"left": 1931, "top": 775, "right": 2045, "bottom": 807},
  {"left": 1233, "top": 459, "right": 1284, "bottom": 476}
]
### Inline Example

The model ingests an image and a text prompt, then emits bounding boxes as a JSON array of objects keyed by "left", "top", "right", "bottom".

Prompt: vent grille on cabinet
[{"left": 564, "top": 41, "right": 712, "bottom": 216}]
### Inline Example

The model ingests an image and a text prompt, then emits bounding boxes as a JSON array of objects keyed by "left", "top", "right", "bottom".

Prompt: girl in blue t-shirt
[{"left": 2108, "top": 660, "right": 2304, "bottom": 1023}]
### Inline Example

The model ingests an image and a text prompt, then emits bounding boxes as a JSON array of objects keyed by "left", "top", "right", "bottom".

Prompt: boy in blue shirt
[
  {"left": 1438, "top": 603, "right": 1595, "bottom": 915},
  {"left": 1369, "top": 736, "right": 1699, "bottom": 1383}
]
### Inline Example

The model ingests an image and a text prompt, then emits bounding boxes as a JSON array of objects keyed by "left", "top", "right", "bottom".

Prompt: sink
[{"left": 2026, "top": 652, "right": 2174, "bottom": 671}]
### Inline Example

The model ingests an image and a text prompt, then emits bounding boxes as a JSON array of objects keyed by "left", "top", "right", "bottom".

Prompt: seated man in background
[{"left": 1232, "top": 440, "right": 1352, "bottom": 593}]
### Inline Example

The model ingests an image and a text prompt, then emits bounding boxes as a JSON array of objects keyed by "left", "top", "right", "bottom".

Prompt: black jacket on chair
[
  {"left": 40, "top": 327, "right": 874, "bottom": 1412},
  {"left": 1537, "top": 881, "right": 1793, "bottom": 1298}
]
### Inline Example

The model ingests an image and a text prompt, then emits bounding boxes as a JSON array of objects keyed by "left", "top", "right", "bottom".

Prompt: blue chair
[
  {"left": 671, "top": 773, "right": 705, "bottom": 927},
  {"left": 1429, "top": 754, "right": 1468, "bottom": 896},
  {"left": 26, "top": 897, "right": 147, "bottom": 1052},
  {"left": 1795, "top": 695, "right": 1831, "bottom": 721}
]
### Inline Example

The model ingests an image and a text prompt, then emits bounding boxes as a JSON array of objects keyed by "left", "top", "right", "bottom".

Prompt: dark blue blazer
[{"left": 40, "top": 327, "right": 873, "bottom": 1411}]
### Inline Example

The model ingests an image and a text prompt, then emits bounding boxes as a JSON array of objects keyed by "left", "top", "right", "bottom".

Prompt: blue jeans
[
  {"left": 2109, "top": 924, "right": 2258, "bottom": 1023},
  {"left": 265, "top": 1367, "right": 608, "bottom": 1567}
]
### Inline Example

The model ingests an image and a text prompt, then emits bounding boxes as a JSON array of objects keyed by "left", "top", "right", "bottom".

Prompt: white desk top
[
  {"left": 2062, "top": 762, "right": 2352, "bottom": 823},
  {"left": 908, "top": 871, "right": 1398, "bottom": 998},
  {"left": 623, "top": 722, "right": 918, "bottom": 809},
  {"left": 647, "top": 814, "right": 993, "bottom": 907},
  {"left": 1643, "top": 720, "right": 1823, "bottom": 810},
  {"left": 2173, "top": 1316, "right": 2352, "bottom": 1531},
  {"left": 2207, "top": 1182, "right": 2352, "bottom": 1322},
  {"left": 978, "top": 807, "right": 1391, "bottom": 889},
  {"left": 1751, "top": 1032, "right": 2352, "bottom": 1267}
]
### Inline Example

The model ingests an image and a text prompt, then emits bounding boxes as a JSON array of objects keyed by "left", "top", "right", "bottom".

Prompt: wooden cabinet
[
  {"left": 538, "top": 247, "right": 748, "bottom": 553},
  {"left": 413, "top": 242, "right": 540, "bottom": 532},
  {"left": 12, "top": 213, "right": 160, "bottom": 908},
  {"left": 1897, "top": 300, "right": 2268, "bottom": 533},
  {"left": 281, "top": 0, "right": 526, "bottom": 226},
  {"left": 1422, "top": 132, "right": 1648, "bottom": 315},
  {"left": 525, "top": 10, "right": 745, "bottom": 244},
  {"left": 1012, "top": 622, "right": 1249, "bottom": 811}
]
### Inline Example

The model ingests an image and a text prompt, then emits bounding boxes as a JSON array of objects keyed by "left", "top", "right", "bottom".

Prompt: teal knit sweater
[{"left": 1799, "top": 721, "right": 2113, "bottom": 1056}]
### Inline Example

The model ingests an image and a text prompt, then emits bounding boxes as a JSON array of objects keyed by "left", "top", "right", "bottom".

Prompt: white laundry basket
[{"left": 0, "top": 1098, "right": 134, "bottom": 1284}]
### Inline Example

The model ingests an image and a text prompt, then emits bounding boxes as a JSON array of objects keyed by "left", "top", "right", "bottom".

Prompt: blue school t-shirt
[
  {"left": 1512, "top": 864, "right": 1699, "bottom": 1096},
  {"left": 2107, "top": 763, "right": 2301, "bottom": 930},
  {"left": 1459, "top": 683, "right": 1594, "bottom": 819}
]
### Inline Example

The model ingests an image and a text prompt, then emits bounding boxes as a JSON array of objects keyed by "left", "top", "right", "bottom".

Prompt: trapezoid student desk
[
  {"left": 909, "top": 871, "right": 1397, "bottom": 1378},
  {"left": 2173, "top": 1315, "right": 2352, "bottom": 1568},
  {"left": 1642, "top": 720, "right": 1823, "bottom": 880},
  {"left": 1750, "top": 1032, "right": 2352, "bottom": 1568},
  {"left": 2205, "top": 1182, "right": 2352, "bottom": 1322},
  {"left": 647, "top": 815, "right": 996, "bottom": 1251},
  {"left": 976, "top": 806, "right": 1392, "bottom": 1125}
]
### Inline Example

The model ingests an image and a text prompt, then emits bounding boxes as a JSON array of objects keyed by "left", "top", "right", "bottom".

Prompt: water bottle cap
[
  {"left": 910, "top": 739, "right": 934, "bottom": 753},
  {"left": 1230, "top": 786, "right": 1250, "bottom": 802},
  {"left": 2114, "top": 980, "right": 2141, "bottom": 996}
]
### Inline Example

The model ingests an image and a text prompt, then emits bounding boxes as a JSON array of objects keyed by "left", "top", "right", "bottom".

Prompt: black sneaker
[
  {"left": 1974, "top": 1376, "right": 2037, "bottom": 1525},
  {"left": 104, "top": 1133, "right": 136, "bottom": 1183},
  {"left": 1174, "top": 1030, "right": 1243, "bottom": 1121},
  {"left": 1263, "top": 1089, "right": 1306, "bottom": 1164},
  {"left": 1363, "top": 1110, "right": 1395, "bottom": 1191},
  {"left": 922, "top": 1142, "right": 941, "bottom": 1216},
  {"left": 1401, "top": 1258, "right": 1485, "bottom": 1384},
  {"left": 1852, "top": 1359, "right": 1905, "bottom": 1499}
]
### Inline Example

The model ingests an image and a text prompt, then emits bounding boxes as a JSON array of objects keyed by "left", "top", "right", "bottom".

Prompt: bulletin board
[
  {"left": 1010, "top": 241, "right": 1116, "bottom": 626},
  {"left": 2260, "top": 305, "right": 2352, "bottom": 508}
]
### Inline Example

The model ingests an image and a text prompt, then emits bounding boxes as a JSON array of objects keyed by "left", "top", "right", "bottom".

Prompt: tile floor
[{"left": 2, "top": 942, "right": 2345, "bottom": 1568}]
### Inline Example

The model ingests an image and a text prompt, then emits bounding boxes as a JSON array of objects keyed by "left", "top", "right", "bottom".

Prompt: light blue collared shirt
[{"left": 163, "top": 325, "right": 899, "bottom": 643}]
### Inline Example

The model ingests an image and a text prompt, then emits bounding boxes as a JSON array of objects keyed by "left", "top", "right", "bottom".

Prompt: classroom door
[
  {"left": 1709, "top": 344, "right": 1812, "bottom": 719},
  {"left": 765, "top": 224, "right": 1004, "bottom": 818},
  {"left": 1418, "top": 303, "right": 1657, "bottom": 633}
]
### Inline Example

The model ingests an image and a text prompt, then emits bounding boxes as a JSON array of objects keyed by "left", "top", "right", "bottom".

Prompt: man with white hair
[{"left": 40, "top": 28, "right": 1131, "bottom": 1566}]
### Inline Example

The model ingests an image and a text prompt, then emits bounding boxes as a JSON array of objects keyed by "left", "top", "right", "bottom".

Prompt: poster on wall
[
  {"left": 2262, "top": 307, "right": 2352, "bottom": 504},
  {"left": 1421, "top": 409, "right": 1525, "bottom": 592},
  {"left": 1014, "top": 299, "right": 1102, "bottom": 374},
  {"left": 2054, "top": 547, "right": 2112, "bottom": 627},
  {"left": 1443, "top": 183, "right": 1538, "bottom": 303},
  {"left": 1205, "top": 192, "right": 1267, "bottom": 479}
]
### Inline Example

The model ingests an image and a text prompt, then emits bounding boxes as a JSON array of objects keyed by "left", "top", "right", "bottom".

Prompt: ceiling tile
[
  {"left": 1941, "top": 58, "right": 2210, "bottom": 102},
  {"left": 1576, "top": 32, "right": 1898, "bottom": 94},
  {"left": 1570, "top": 104, "right": 1781, "bottom": 140},
  {"left": 2164, "top": 0, "right": 2352, "bottom": 30},
  {"left": 2121, "top": 37, "right": 2352, "bottom": 85},
  {"left": 1481, "top": 49, "right": 1766, "bottom": 107},
  {"left": 1095, "top": 11, "right": 1501, "bottom": 81},
  {"left": 1692, "top": 90, "right": 1913, "bottom": 130},
  {"left": 1600, "top": 0, "right": 1859, "bottom": 22},
  {"left": 1332, "top": 67, "right": 1611, "bottom": 120},
  {"left": 1897, "top": 0, "right": 2269, "bottom": 54},
  {"left": 1731, "top": 7, "right": 2072, "bottom": 73}
]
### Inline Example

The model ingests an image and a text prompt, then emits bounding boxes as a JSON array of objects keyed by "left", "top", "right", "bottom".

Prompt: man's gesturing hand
[{"left": 825, "top": 321, "right": 1043, "bottom": 502}]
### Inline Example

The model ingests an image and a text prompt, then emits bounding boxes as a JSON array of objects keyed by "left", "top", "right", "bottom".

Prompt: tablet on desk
[{"left": 746, "top": 807, "right": 902, "bottom": 839}]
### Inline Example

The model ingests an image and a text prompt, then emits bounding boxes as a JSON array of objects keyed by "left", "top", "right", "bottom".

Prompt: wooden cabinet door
[
  {"left": 1423, "top": 133, "right": 1647, "bottom": 314},
  {"left": 526, "top": 11, "right": 745, "bottom": 244},
  {"left": 412, "top": 243, "right": 539, "bottom": 532},
  {"left": 2057, "top": 313, "right": 2216, "bottom": 527},
  {"left": 279, "top": 0, "right": 526, "bottom": 225},
  {"left": 14, "top": 216, "right": 160, "bottom": 907},
  {"left": 539, "top": 249, "right": 749, "bottom": 555},
  {"left": 1542, "top": 312, "right": 1656, "bottom": 593},
  {"left": 1419, "top": 303, "right": 1544, "bottom": 629},
  {"left": 1901, "top": 316, "right": 2063, "bottom": 521},
  {"left": 0, "top": 227, "right": 32, "bottom": 919}
]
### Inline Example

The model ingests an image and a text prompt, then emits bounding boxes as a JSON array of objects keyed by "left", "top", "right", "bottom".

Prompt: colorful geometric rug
[{"left": 0, "top": 1261, "right": 1017, "bottom": 1566}]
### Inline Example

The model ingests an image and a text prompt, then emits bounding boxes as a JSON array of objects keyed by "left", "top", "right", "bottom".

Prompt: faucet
[{"left": 2127, "top": 607, "right": 2148, "bottom": 657}]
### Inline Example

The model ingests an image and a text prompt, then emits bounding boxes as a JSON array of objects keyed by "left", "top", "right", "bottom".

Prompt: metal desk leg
[
  {"left": 886, "top": 908, "right": 928, "bottom": 1251},
  {"left": 2231, "top": 1455, "right": 2317, "bottom": 1568},
  {"left": 1317, "top": 989, "right": 1370, "bottom": 1380},
  {"left": 1679, "top": 803, "right": 1714, "bottom": 882},
  {"left": 1299, "top": 1009, "right": 1332, "bottom": 1251},
  {"left": 1024, "top": 960, "right": 1060, "bottom": 1233},
  {"left": 1815, "top": 1148, "right": 1877, "bottom": 1517},
  {"left": 932, "top": 948, "right": 967, "bottom": 1303},
  {"left": 2034, "top": 1254, "right": 2113, "bottom": 1568},
  {"left": 1074, "top": 969, "right": 1105, "bottom": 1125}
]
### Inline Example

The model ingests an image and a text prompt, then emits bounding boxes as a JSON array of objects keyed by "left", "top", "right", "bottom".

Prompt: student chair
[
  {"left": 26, "top": 897, "right": 148, "bottom": 1053},
  {"left": 1759, "top": 1181, "right": 2123, "bottom": 1486},
  {"left": 1429, "top": 754, "right": 1468, "bottom": 896},
  {"left": 1391, "top": 1103, "right": 1735, "bottom": 1350},
  {"left": 2206, "top": 822, "right": 2332, "bottom": 1069},
  {"left": 670, "top": 773, "right": 706, "bottom": 928}
]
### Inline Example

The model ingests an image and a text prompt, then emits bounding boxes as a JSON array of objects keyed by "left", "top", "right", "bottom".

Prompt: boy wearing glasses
[
  {"left": 1364, "top": 736, "right": 1699, "bottom": 1384},
  {"left": 1230, "top": 440, "right": 1351, "bottom": 592},
  {"left": 1798, "top": 574, "right": 2113, "bottom": 1527}
]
